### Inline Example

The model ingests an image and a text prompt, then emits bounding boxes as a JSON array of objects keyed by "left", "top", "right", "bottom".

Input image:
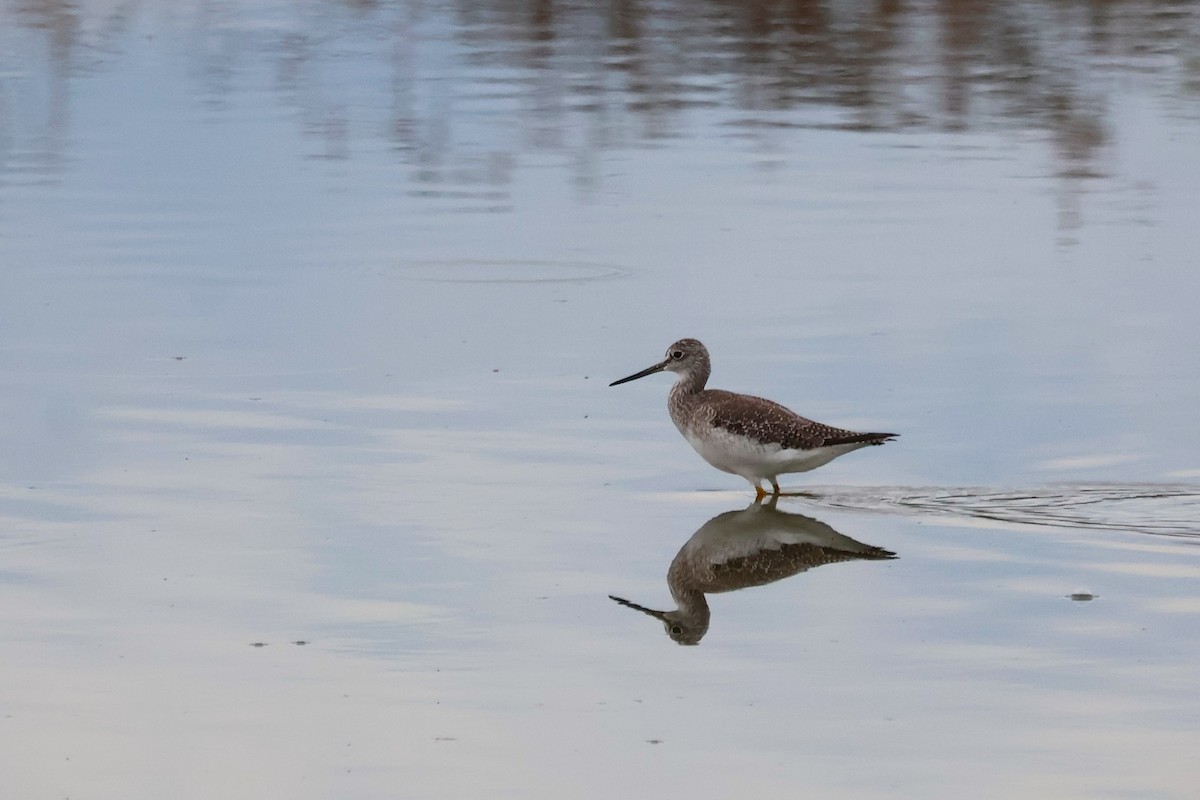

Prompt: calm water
[{"left": 2, "top": 1, "right": 1199, "bottom": 798}]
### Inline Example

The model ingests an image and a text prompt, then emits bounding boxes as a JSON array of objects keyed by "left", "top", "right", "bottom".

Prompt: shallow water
[{"left": 2, "top": 1, "right": 1200, "bottom": 798}]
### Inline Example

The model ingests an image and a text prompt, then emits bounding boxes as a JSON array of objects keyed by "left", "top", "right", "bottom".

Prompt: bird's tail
[{"left": 829, "top": 432, "right": 898, "bottom": 447}]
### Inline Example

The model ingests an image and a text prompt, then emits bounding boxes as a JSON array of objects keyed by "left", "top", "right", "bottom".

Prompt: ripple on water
[
  {"left": 384, "top": 259, "right": 629, "bottom": 285},
  {"left": 797, "top": 483, "right": 1200, "bottom": 539}
]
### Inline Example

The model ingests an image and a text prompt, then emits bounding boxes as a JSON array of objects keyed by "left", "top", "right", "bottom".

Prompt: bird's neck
[
  {"left": 669, "top": 584, "right": 710, "bottom": 616},
  {"left": 667, "top": 558, "right": 710, "bottom": 614},
  {"left": 672, "top": 363, "right": 709, "bottom": 396}
]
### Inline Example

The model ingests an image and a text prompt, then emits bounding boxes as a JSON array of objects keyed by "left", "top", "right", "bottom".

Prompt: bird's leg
[
  {"left": 754, "top": 484, "right": 766, "bottom": 501},
  {"left": 772, "top": 479, "right": 816, "bottom": 498}
]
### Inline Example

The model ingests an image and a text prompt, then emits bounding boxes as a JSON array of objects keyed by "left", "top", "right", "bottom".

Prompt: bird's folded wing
[{"left": 705, "top": 391, "right": 893, "bottom": 451}]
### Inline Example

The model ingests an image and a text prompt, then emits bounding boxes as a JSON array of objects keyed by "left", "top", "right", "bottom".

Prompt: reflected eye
[
  {"left": 670, "top": 625, "right": 683, "bottom": 636},
  {"left": 670, "top": 350, "right": 684, "bottom": 360}
]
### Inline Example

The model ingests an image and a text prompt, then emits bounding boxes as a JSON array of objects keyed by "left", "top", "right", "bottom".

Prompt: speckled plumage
[
  {"left": 680, "top": 389, "right": 889, "bottom": 451},
  {"left": 611, "top": 338, "right": 896, "bottom": 495}
]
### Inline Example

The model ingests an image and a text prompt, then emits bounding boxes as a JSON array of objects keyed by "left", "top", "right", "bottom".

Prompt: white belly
[{"left": 681, "top": 426, "right": 865, "bottom": 481}]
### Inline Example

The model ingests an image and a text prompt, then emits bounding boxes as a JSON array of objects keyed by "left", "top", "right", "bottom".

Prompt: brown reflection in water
[
  {"left": 11, "top": 0, "right": 80, "bottom": 54},
  {"left": 2, "top": 1, "right": 1198, "bottom": 217},
  {"left": 5, "top": 0, "right": 80, "bottom": 182},
  {"left": 610, "top": 497, "right": 896, "bottom": 645}
]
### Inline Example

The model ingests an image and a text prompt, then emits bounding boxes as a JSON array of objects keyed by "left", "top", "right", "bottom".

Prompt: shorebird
[
  {"left": 610, "top": 338, "right": 896, "bottom": 498},
  {"left": 610, "top": 496, "right": 896, "bottom": 644}
]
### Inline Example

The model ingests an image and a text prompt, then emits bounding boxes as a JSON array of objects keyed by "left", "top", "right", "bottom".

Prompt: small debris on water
[
  {"left": 249, "top": 642, "right": 268, "bottom": 647},
  {"left": 291, "top": 640, "right": 309, "bottom": 646},
  {"left": 646, "top": 739, "right": 663, "bottom": 745},
  {"left": 1068, "top": 588, "right": 1097, "bottom": 601}
]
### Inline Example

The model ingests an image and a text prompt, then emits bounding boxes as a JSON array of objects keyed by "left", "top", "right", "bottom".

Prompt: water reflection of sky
[{"left": 2, "top": 2, "right": 1200, "bottom": 799}]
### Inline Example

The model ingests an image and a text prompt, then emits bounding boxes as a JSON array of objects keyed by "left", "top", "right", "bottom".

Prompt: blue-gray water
[{"left": 2, "top": 2, "right": 1199, "bottom": 798}]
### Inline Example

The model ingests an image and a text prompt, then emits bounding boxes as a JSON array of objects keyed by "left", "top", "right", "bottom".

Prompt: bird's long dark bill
[
  {"left": 609, "top": 595, "right": 669, "bottom": 620},
  {"left": 609, "top": 360, "right": 668, "bottom": 386}
]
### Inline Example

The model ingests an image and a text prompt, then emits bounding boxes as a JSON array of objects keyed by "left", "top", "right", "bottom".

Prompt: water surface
[{"left": 2, "top": 2, "right": 1199, "bottom": 798}]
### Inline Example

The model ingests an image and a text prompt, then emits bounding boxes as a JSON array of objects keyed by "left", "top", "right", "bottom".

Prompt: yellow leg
[{"left": 754, "top": 484, "right": 766, "bottom": 501}]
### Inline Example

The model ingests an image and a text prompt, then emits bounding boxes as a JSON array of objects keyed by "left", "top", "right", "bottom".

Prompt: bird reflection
[{"left": 610, "top": 497, "right": 895, "bottom": 645}]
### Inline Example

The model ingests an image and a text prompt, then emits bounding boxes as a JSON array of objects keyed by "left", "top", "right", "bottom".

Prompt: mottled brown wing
[
  {"left": 702, "top": 390, "right": 896, "bottom": 451},
  {"left": 702, "top": 543, "right": 897, "bottom": 593}
]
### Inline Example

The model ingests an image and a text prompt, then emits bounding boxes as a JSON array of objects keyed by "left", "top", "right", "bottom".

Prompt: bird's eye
[
  {"left": 670, "top": 350, "right": 684, "bottom": 360},
  {"left": 670, "top": 625, "right": 683, "bottom": 635}
]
